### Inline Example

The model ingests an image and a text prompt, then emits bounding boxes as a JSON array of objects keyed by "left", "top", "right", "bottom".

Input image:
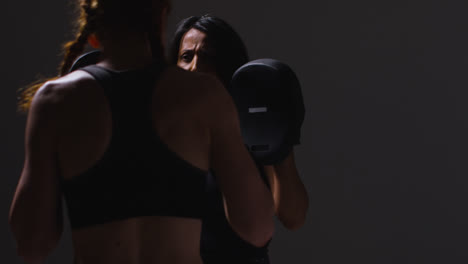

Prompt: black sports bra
[{"left": 61, "top": 64, "right": 207, "bottom": 229}]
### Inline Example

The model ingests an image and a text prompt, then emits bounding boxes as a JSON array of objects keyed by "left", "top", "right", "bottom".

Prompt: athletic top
[
  {"left": 61, "top": 64, "right": 207, "bottom": 229},
  {"left": 201, "top": 159, "right": 271, "bottom": 263}
]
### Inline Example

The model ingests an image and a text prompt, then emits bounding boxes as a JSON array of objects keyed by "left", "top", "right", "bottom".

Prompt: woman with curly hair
[{"left": 9, "top": 2, "right": 275, "bottom": 264}]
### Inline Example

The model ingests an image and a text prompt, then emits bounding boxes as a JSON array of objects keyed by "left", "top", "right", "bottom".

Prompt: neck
[{"left": 98, "top": 31, "right": 158, "bottom": 71}]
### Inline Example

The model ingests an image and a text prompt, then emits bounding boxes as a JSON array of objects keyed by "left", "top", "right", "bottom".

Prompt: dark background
[{"left": 2, "top": 0, "right": 468, "bottom": 263}]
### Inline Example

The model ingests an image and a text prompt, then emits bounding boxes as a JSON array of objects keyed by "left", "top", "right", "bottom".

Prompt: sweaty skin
[{"left": 178, "top": 28, "right": 309, "bottom": 230}]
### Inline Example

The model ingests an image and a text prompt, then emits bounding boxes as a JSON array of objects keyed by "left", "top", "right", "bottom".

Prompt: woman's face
[{"left": 177, "top": 28, "right": 216, "bottom": 74}]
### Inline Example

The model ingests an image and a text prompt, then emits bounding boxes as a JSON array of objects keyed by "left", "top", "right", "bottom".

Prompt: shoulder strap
[
  {"left": 79, "top": 65, "right": 115, "bottom": 96},
  {"left": 69, "top": 50, "right": 102, "bottom": 73}
]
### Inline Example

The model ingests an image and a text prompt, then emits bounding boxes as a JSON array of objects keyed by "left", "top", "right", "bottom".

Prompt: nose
[{"left": 189, "top": 55, "right": 199, "bottom": 72}]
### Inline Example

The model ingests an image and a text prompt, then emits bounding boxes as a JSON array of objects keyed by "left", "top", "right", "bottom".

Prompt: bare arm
[
  {"left": 208, "top": 78, "right": 275, "bottom": 247},
  {"left": 264, "top": 150, "right": 309, "bottom": 230},
  {"left": 9, "top": 83, "right": 64, "bottom": 264}
]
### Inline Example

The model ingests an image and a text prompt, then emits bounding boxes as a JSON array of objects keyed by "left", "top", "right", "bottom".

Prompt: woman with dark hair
[
  {"left": 170, "top": 15, "right": 309, "bottom": 264},
  {"left": 169, "top": 15, "right": 249, "bottom": 87},
  {"left": 9, "top": 2, "right": 274, "bottom": 264}
]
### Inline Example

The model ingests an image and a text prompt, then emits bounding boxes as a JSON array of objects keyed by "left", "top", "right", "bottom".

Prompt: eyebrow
[
  {"left": 179, "top": 49, "right": 195, "bottom": 54},
  {"left": 179, "top": 48, "right": 213, "bottom": 57}
]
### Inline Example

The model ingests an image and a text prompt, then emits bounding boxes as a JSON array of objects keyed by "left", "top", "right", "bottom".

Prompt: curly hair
[{"left": 18, "top": 0, "right": 170, "bottom": 112}]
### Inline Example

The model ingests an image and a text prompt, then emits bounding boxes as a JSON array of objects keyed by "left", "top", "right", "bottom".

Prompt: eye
[{"left": 179, "top": 52, "right": 193, "bottom": 63}]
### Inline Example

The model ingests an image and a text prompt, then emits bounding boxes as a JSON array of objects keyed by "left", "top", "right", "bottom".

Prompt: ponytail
[
  {"left": 18, "top": 0, "right": 169, "bottom": 112},
  {"left": 18, "top": 0, "right": 97, "bottom": 112},
  {"left": 60, "top": 0, "right": 98, "bottom": 76}
]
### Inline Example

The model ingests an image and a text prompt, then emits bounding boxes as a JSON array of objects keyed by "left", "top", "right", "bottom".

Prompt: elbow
[
  {"left": 230, "top": 217, "right": 275, "bottom": 248},
  {"left": 12, "top": 233, "right": 55, "bottom": 264},
  {"left": 277, "top": 201, "right": 309, "bottom": 231},
  {"left": 9, "top": 218, "right": 61, "bottom": 263},
  {"left": 17, "top": 250, "right": 49, "bottom": 264},
  {"left": 251, "top": 219, "right": 275, "bottom": 247},
  {"left": 13, "top": 235, "right": 59, "bottom": 264},
  {"left": 279, "top": 214, "right": 307, "bottom": 230}
]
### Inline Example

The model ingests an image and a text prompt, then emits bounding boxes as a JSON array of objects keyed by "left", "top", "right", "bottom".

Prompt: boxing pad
[
  {"left": 229, "top": 59, "right": 305, "bottom": 165},
  {"left": 69, "top": 50, "right": 102, "bottom": 72}
]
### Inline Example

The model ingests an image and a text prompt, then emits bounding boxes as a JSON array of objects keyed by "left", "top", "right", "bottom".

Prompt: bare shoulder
[
  {"left": 38, "top": 71, "right": 98, "bottom": 99},
  {"left": 162, "top": 66, "right": 226, "bottom": 96},
  {"left": 31, "top": 71, "right": 101, "bottom": 114},
  {"left": 160, "top": 66, "right": 236, "bottom": 117}
]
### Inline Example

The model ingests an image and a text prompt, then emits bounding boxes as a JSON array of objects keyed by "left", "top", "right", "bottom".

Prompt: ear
[{"left": 87, "top": 34, "right": 100, "bottom": 49}]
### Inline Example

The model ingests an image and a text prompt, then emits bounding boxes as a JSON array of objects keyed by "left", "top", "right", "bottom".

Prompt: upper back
[{"left": 52, "top": 65, "right": 218, "bottom": 227}]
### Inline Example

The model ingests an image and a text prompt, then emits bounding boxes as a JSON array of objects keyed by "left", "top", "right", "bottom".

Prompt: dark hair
[
  {"left": 18, "top": 0, "right": 170, "bottom": 112},
  {"left": 169, "top": 15, "right": 249, "bottom": 87}
]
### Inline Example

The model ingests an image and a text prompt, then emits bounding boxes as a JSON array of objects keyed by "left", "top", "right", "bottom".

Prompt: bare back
[
  {"left": 55, "top": 65, "right": 216, "bottom": 264},
  {"left": 11, "top": 58, "right": 273, "bottom": 264}
]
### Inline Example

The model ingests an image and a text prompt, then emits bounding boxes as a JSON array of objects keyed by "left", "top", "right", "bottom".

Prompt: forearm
[
  {"left": 274, "top": 168, "right": 308, "bottom": 229},
  {"left": 219, "top": 155, "right": 275, "bottom": 246},
  {"left": 9, "top": 175, "right": 63, "bottom": 262},
  {"left": 265, "top": 151, "right": 309, "bottom": 230}
]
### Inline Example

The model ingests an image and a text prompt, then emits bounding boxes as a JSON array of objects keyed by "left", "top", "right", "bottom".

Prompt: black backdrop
[{"left": 2, "top": 0, "right": 468, "bottom": 263}]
